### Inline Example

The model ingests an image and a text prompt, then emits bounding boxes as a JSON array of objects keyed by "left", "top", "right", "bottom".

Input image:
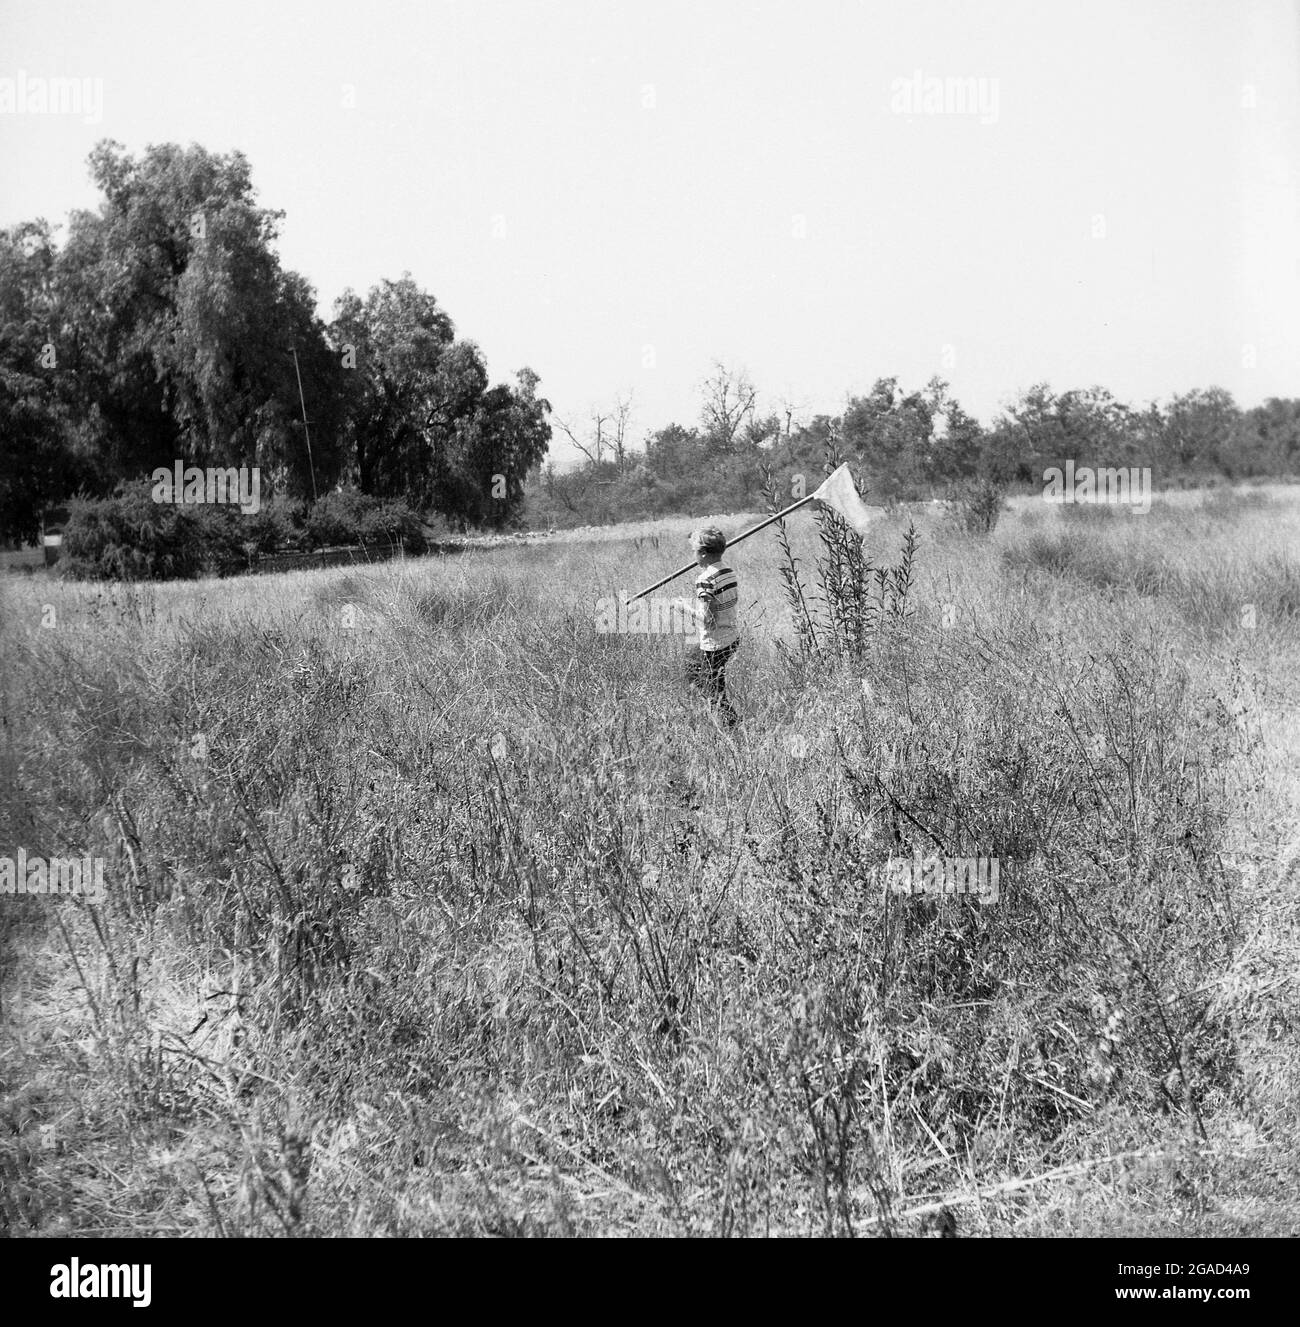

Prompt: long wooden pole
[
  {"left": 627, "top": 493, "right": 817, "bottom": 602},
  {"left": 291, "top": 346, "right": 319, "bottom": 502}
]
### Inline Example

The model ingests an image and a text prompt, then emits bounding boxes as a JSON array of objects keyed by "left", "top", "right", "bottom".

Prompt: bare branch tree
[
  {"left": 556, "top": 407, "right": 611, "bottom": 466},
  {"left": 700, "top": 361, "right": 758, "bottom": 453},
  {"left": 557, "top": 392, "right": 636, "bottom": 470},
  {"left": 776, "top": 391, "right": 810, "bottom": 441},
  {"left": 772, "top": 392, "right": 810, "bottom": 463},
  {"left": 610, "top": 390, "right": 634, "bottom": 471}
]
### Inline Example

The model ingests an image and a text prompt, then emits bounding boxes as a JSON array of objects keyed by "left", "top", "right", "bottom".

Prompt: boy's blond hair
[{"left": 689, "top": 526, "right": 727, "bottom": 556}]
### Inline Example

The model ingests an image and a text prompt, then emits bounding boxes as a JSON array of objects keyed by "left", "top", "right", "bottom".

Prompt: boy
[{"left": 685, "top": 526, "right": 740, "bottom": 727}]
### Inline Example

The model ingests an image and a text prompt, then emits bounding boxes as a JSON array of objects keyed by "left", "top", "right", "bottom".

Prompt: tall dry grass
[{"left": 1, "top": 488, "right": 1297, "bottom": 1236}]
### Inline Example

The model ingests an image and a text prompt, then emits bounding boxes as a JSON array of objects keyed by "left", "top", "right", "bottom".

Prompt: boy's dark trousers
[{"left": 687, "top": 643, "right": 739, "bottom": 727}]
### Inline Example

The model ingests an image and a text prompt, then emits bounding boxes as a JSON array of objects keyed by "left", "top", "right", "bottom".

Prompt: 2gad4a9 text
[{"left": 1119, "top": 1264, "right": 1249, "bottom": 1276}]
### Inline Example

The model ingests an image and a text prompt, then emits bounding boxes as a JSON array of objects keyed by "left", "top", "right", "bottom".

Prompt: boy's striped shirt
[{"left": 694, "top": 562, "right": 740, "bottom": 651}]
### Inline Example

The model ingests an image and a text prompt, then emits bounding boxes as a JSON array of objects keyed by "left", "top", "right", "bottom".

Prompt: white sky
[{"left": 2, "top": 0, "right": 1296, "bottom": 466}]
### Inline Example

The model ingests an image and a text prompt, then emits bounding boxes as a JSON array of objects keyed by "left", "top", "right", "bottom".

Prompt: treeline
[
  {"left": 0, "top": 141, "right": 552, "bottom": 547},
  {"left": 6, "top": 142, "right": 1298, "bottom": 559},
  {"left": 527, "top": 368, "right": 1300, "bottom": 528}
]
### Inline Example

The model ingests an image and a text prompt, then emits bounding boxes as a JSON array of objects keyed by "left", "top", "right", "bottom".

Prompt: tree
[
  {"left": 741, "top": 410, "right": 782, "bottom": 449},
  {"left": 442, "top": 368, "right": 552, "bottom": 527},
  {"left": 699, "top": 362, "right": 758, "bottom": 454},
  {"left": 0, "top": 222, "right": 81, "bottom": 542},
  {"left": 1053, "top": 386, "right": 1136, "bottom": 467},
  {"left": 608, "top": 391, "right": 635, "bottom": 470},
  {"left": 1, "top": 143, "right": 555, "bottom": 531},
  {"left": 556, "top": 391, "right": 635, "bottom": 471},
  {"left": 1159, "top": 388, "right": 1240, "bottom": 472},
  {"left": 331, "top": 275, "right": 462, "bottom": 502},
  {"left": 841, "top": 376, "right": 935, "bottom": 497},
  {"left": 1229, "top": 397, "right": 1300, "bottom": 477},
  {"left": 330, "top": 276, "right": 551, "bottom": 526},
  {"left": 555, "top": 409, "right": 609, "bottom": 467},
  {"left": 646, "top": 423, "right": 701, "bottom": 479},
  {"left": 992, "top": 383, "right": 1060, "bottom": 484},
  {"left": 50, "top": 141, "right": 347, "bottom": 494},
  {"left": 926, "top": 394, "right": 985, "bottom": 483},
  {"left": 0, "top": 369, "right": 73, "bottom": 544}
]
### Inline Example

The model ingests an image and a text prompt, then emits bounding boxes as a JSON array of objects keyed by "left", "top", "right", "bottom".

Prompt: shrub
[
  {"left": 61, "top": 486, "right": 428, "bottom": 579},
  {"left": 62, "top": 483, "right": 268, "bottom": 579},
  {"left": 304, "top": 491, "right": 371, "bottom": 549},
  {"left": 244, "top": 498, "right": 302, "bottom": 554},
  {"left": 951, "top": 476, "right": 1008, "bottom": 534},
  {"left": 303, "top": 491, "right": 426, "bottom": 554},
  {"left": 190, "top": 505, "right": 253, "bottom": 576},
  {"left": 62, "top": 482, "right": 208, "bottom": 580},
  {"left": 357, "top": 499, "right": 427, "bottom": 555},
  {"left": 766, "top": 456, "right": 917, "bottom": 668}
]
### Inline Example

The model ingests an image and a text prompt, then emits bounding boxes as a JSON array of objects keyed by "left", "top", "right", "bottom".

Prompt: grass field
[{"left": 2, "top": 486, "right": 1298, "bottom": 1236}]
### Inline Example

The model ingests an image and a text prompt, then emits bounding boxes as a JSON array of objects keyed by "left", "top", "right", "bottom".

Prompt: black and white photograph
[{"left": 1, "top": 0, "right": 1297, "bottom": 1271}]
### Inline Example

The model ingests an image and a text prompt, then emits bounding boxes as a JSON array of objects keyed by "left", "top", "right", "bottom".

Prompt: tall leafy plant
[{"left": 766, "top": 439, "right": 918, "bottom": 669}]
